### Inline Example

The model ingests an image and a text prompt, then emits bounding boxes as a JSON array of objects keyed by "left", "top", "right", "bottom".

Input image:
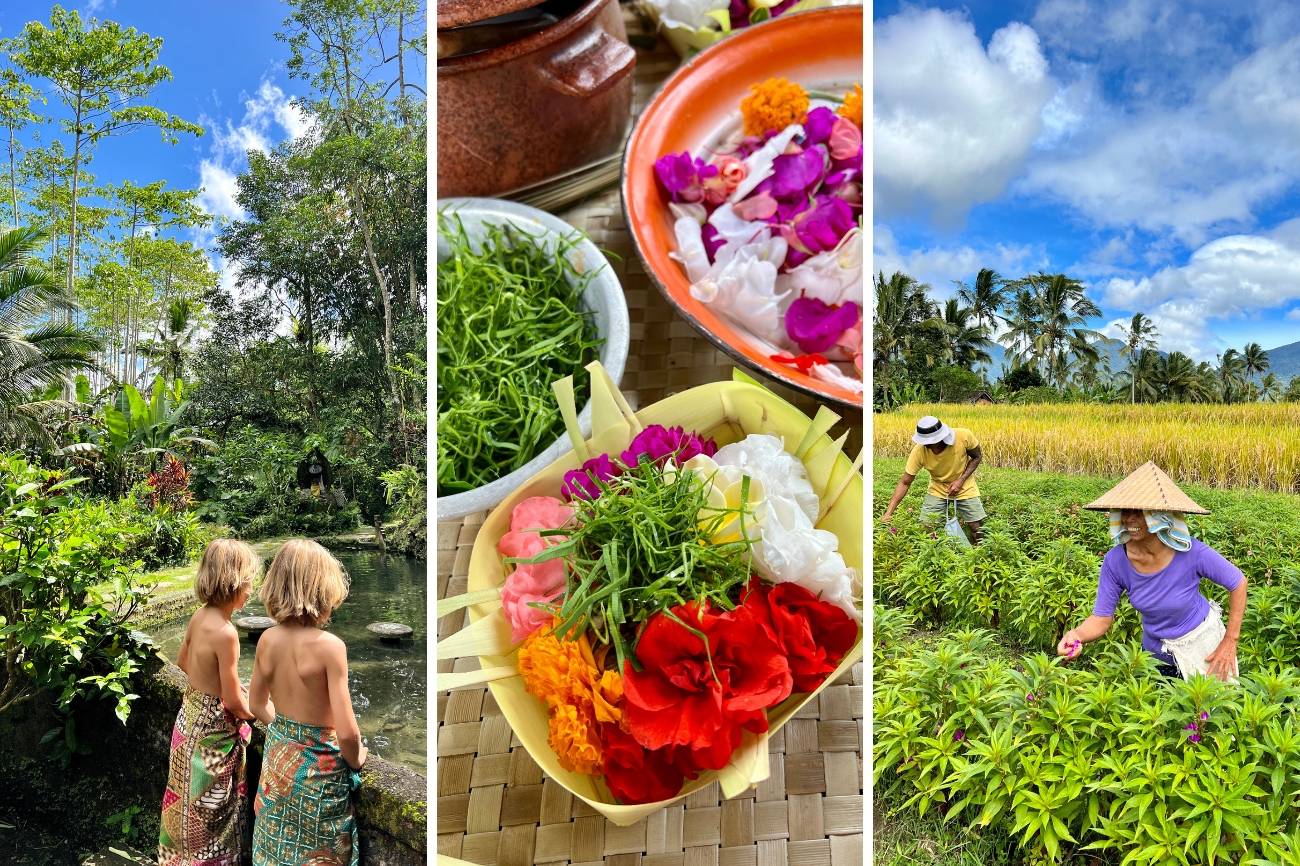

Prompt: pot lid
[{"left": 437, "top": 0, "right": 547, "bottom": 29}]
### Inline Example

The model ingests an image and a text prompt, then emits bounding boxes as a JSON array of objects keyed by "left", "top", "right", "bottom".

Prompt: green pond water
[{"left": 149, "top": 549, "right": 427, "bottom": 775}]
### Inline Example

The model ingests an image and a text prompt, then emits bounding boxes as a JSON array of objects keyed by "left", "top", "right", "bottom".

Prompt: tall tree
[
  {"left": 1117, "top": 312, "right": 1160, "bottom": 404},
  {"left": 0, "top": 63, "right": 44, "bottom": 228},
  {"left": 11, "top": 6, "right": 203, "bottom": 292},
  {"left": 954, "top": 268, "right": 1007, "bottom": 333},
  {"left": 1242, "top": 342, "right": 1270, "bottom": 380},
  {"left": 931, "top": 298, "right": 993, "bottom": 370}
]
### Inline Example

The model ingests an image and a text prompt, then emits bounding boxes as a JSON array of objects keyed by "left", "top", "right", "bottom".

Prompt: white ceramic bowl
[{"left": 435, "top": 198, "right": 630, "bottom": 521}]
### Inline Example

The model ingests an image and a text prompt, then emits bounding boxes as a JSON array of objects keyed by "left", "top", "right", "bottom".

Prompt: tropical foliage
[{"left": 874, "top": 267, "right": 1294, "bottom": 411}]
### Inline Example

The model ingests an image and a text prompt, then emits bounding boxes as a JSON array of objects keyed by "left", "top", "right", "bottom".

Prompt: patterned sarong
[
  {"left": 251, "top": 716, "right": 361, "bottom": 866},
  {"left": 159, "top": 687, "right": 252, "bottom": 866}
]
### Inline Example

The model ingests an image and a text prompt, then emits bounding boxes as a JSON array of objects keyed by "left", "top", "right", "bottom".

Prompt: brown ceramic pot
[{"left": 437, "top": 0, "right": 636, "bottom": 198}]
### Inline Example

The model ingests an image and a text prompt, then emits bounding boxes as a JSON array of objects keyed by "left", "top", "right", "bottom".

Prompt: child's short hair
[
  {"left": 260, "top": 539, "right": 349, "bottom": 626},
  {"left": 194, "top": 538, "right": 261, "bottom": 606}
]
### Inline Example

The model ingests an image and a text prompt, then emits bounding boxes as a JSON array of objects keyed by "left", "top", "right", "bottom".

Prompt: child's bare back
[
  {"left": 248, "top": 539, "right": 366, "bottom": 770},
  {"left": 178, "top": 606, "right": 249, "bottom": 716},
  {"left": 253, "top": 624, "right": 348, "bottom": 728}
]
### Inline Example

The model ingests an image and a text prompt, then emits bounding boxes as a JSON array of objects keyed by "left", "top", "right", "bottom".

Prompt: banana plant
[{"left": 59, "top": 375, "right": 216, "bottom": 496}]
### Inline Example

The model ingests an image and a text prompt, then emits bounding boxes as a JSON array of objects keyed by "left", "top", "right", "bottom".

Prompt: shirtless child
[
  {"left": 159, "top": 539, "right": 261, "bottom": 866},
  {"left": 249, "top": 539, "right": 366, "bottom": 866}
]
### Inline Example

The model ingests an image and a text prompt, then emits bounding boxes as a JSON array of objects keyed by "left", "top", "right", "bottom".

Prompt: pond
[{"left": 148, "top": 548, "right": 427, "bottom": 775}]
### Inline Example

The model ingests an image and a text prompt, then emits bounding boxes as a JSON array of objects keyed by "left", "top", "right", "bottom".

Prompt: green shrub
[
  {"left": 875, "top": 626, "right": 1300, "bottom": 865},
  {"left": 0, "top": 455, "right": 151, "bottom": 730}
]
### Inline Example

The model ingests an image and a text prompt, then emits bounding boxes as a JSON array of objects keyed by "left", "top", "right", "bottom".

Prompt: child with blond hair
[
  {"left": 249, "top": 539, "right": 366, "bottom": 866},
  {"left": 159, "top": 538, "right": 263, "bottom": 866}
]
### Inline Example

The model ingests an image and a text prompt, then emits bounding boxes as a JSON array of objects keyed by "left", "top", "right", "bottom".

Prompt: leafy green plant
[
  {"left": 876, "top": 624, "right": 1300, "bottom": 865},
  {"left": 0, "top": 454, "right": 150, "bottom": 726}
]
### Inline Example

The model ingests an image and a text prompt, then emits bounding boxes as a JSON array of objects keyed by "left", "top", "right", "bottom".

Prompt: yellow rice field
[{"left": 874, "top": 403, "right": 1300, "bottom": 493}]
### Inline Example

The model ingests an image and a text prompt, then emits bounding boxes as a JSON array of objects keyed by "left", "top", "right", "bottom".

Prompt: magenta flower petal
[
  {"left": 701, "top": 224, "right": 725, "bottom": 262},
  {"left": 654, "top": 152, "right": 719, "bottom": 204},
  {"left": 562, "top": 453, "right": 622, "bottom": 500},
  {"left": 754, "top": 146, "right": 826, "bottom": 202},
  {"left": 621, "top": 424, "right": 717, "bottom": 470},
  {"left": 785, "top": 298, "right": 861, "bottom": 354},
  {"left": 782, "top": 194, "right": 855, "bottom": 268},
  {"left": 803, "top": 107, "right": 837, "bottom": 147}
]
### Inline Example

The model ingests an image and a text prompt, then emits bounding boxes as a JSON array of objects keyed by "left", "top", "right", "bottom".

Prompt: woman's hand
[
  {"left": 1204, "top": 636, "right": 1239, "bottom": 681},
  {"left": 1057, "top": 630, "right": 1083, "bottom": 659}
]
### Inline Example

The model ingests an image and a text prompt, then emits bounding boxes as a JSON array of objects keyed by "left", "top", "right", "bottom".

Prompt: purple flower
[
  {"left": 803, "top": 107, "right": 837, "bottom": 147},
  {"left": 1189, "top": 734, "right": 1201, "bottom": 744},
  {"left": 701, "top": 223, "right": 725, "bottom": 262},
  {"left": 778, "top": 195, "right": 856, "bottom": 268},
  {"left": 785, "top": 298, "right": 860, "bottom": 354},
  {"left": 1184, "top": 722, "right": 1198, "bottom": 731},
  {"left": 562, "top": 454, "right": 621, "bottom": 501},
  {"left": 953, "top": 729, "right": 965, "bottom": 742},
  {"left": 889, "top": 526, "right": 898, "bottom": 534},
  {"left": 621, "top": 425, "right": 717, "bottom": 470},
  {"left": 1200, "top": 711, "right": 1209, "bottom": 721},
  {"left": 1026, "top": 692, "right": 1036, "bottom": 702},
  {"left": 654, "top": 152, "right": 719, "bottom": 204},
  {"left": 729, "top": 0, "right": 801, "bottom": 29},
  {"left": 753, "top": 147, "right": 827, "bottom": 202}
]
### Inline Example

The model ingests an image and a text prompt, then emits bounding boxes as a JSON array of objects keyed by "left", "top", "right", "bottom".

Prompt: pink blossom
[
  {"left": 499, "top": 497, "right": 572, "bottom": 642},
  {"left": 716, "top": 156, "right": 747, "bottom": 194},
  {"left": 829, "top": 116, "right": 862, "bottom": 160}
]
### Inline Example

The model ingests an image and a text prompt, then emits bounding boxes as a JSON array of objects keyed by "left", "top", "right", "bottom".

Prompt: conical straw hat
[{"left": 1083, "top": 461, "right": 1209, "bottom": 514}]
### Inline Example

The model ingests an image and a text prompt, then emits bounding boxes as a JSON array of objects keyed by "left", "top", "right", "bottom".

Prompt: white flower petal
[
  {"left": 669, "top": 216, "right": 711, "bottom": 284},
  {"left": 731, "top": 124, "right": 804, "bottom": 202}
]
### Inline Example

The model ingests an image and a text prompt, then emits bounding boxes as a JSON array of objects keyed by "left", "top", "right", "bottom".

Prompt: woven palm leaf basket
[{"left": 436, "top": 362, "right": 863, "bottom": 827}]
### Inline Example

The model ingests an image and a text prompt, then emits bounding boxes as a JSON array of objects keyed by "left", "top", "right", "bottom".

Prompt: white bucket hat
[{"left": 912, "top": 415, "right": 955, "bottom": 446}]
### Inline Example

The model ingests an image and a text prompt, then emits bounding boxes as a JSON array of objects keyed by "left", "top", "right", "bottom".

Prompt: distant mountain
[
  {"left": 981, "top": 337, "right": 1162, "bottom": 379},
  {"left": 1265, "top": 341, "right": 1300, "bottom": 380}
]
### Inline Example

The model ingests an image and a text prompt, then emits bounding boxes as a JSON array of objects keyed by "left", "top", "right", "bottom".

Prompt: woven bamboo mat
[{"left": 435, "top": 13, "right": 864, "bottom": 865}]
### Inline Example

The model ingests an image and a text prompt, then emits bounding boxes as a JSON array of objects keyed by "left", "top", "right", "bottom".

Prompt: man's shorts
[{"left": 920, "top": 494, "right": 987, "bottom": 523}]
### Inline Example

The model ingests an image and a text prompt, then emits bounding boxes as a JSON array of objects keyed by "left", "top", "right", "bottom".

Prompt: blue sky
[
  {"left": 1, "top": 1, "right": 309, "bottom": 256},
  {"left": 873, "top": 0, "right": 1300, "bottom": 360}
]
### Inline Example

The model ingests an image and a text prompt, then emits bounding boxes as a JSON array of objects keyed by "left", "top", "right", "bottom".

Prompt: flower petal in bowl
[{"left": 622, "top": 7, "right": 864, "bottom": 410}]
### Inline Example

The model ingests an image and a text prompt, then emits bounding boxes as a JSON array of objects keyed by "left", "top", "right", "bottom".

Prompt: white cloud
[
  {"left": 1096, "top": 218, "right": 1300, "bottom": 357},
  {"left": 197, "top": 159, "right": 244, "bottom": 225},
  {"left": 872, "top": 225, "right": 1043, "bottom": 297},
  {"left": 872, "top": 8, "right": 1055, "bottom": 225}
]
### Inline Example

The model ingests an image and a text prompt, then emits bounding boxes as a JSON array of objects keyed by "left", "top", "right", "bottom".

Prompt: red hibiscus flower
[
  {"left": 600, "top": 723, "right": 684, "bottom": 805},
  {"left": 622, "top": 600, "right": 793, "bottom": 774},
  {"left": 744, "top": 578, "right": 858, "bottom": 693}
]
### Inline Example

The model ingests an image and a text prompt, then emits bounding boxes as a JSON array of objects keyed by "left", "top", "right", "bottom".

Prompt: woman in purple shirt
[{"left": 1055, "top": 463, "right": 1247, "bottom": 682}]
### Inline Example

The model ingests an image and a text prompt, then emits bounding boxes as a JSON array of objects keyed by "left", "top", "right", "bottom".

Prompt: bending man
[{"left": 880, "top": 415, "right": 986, "bottom": 544}]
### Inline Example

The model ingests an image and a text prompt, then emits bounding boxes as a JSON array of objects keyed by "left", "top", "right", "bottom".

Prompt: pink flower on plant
[{"left": 785, "top": 298, "right": 860, "bottom": 354}]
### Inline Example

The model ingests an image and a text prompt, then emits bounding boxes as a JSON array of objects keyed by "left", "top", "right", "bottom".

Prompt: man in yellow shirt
[{"left": 880, "top": 415, "right": 986, "bottom": 543}]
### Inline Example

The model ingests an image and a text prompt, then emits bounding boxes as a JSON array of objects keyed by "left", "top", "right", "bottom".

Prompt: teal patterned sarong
[{"left": 251, "top": 716, "right": 361, "bottom": 866}]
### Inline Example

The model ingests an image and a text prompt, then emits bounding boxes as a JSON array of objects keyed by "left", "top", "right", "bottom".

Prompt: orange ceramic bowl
[{"left": 622, "top": 7, "right": 864, "bottom": 410}]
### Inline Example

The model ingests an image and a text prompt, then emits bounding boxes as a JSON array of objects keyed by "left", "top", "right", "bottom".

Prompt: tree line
[{"left": 873, "top": 268, "right": 1294, "bottom": 410}]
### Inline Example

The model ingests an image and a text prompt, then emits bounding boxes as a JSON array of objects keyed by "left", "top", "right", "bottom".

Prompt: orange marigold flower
[
  {"left": 518, "top": 624, "right": 627, "bottom": 773},
  {"left": 740, "top": 77, "right": 809, "bottom": 137},
  {"left": 838, "top": 84, "right": 863, "bottom": 129}
]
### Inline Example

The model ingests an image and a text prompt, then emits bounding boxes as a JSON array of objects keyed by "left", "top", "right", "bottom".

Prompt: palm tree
[
  {"left": 0, "top": 226, "right": 101, "bottom": 440},
  {"left": 1128, "top": 348, "right": 1162, "bottom": 403},
  {"left": 953, "top": 269, "right": 1006, "bottom": 380},
  {"left": 873, "top": 271, "right": 915, "bottom": 411},
  {"left": 1031, "top": 273, "right": 1102, "bottom": 388},
  {"left": 1259, "top": 372, "right": 1282, "bottom": 402},
  {"left": 1243, "top": 342, "right": 1270, "bottom": 381},
  {"left": 1117, "top": 313, "right": 1160, "bottom": 404},
  {"left": 1159, "top": 352, "right": 1201, "bottom": 402},
  {"left": 139, "top": 297, "right": 199, "bottom": 386},
  {"left": 998, "top": 287, "right": 1042, "bottom": 375},
  {"left": 930, "top": 298, "right": 993, "bottom": 370},
  {"left": 1217, "top": 349, "right": 1247, "bottom": 402}
]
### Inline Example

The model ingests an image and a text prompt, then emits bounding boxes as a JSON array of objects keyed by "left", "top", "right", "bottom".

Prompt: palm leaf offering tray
[{"left": 436, "top": 363, "right": 863, "bottom": 824}]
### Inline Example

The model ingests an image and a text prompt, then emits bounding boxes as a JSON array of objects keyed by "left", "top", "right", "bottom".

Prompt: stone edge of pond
[{"left": 147, "top": 660, "right": 427, "bottom": 860}]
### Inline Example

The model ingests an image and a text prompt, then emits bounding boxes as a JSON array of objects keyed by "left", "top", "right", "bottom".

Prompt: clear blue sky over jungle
[
  {"left": 1, "top": 1, "right": 306, "bottom": 250},
  {"left": 874, "top": 0, "right": 1300, "bottom": 360}
]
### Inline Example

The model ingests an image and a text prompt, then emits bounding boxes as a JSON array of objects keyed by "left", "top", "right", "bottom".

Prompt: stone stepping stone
[
  {"left": 234, "top": 616, "right": 277, "bottom": 640},
  {"left": 367, "top": 622, "right": 414, "bottom": 645}
]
